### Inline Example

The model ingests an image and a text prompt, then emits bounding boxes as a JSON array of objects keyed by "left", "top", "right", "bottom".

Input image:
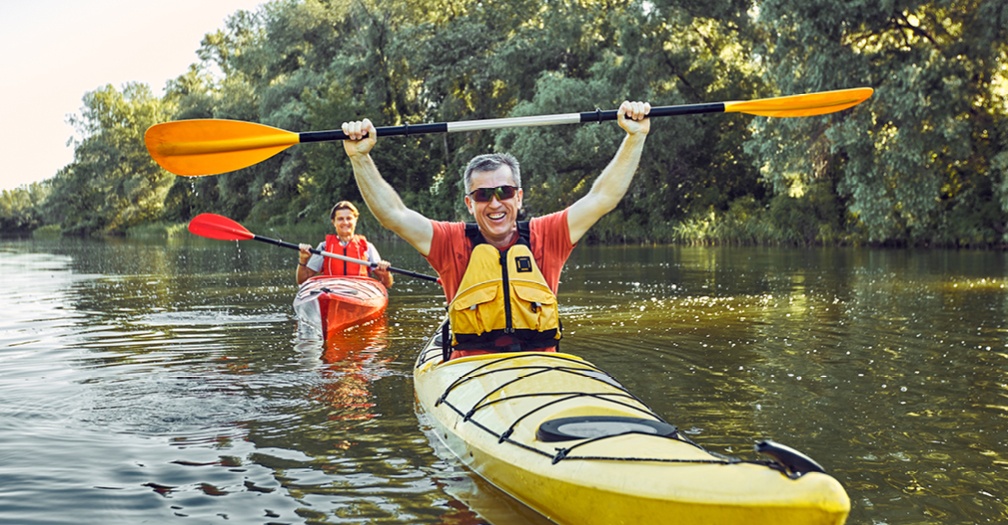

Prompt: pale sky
[{"left": 0, "top": 0, "right": 266, "bottom": 191}]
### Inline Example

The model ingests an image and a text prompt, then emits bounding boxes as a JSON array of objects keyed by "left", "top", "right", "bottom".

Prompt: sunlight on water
[
  {"left": 1, "top": 239, "right": 1006, "bottom": 524},
  {"left": 561, "top": 245, "right": 1008, "bottom": 524}
]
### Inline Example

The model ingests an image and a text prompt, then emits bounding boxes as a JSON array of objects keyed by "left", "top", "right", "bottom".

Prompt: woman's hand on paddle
[
  {"left": 342, "top": 118, "right": 377, "bottom": 158},
  {"left": 298, "top": 243, "right": 312, "bottom": 263},
  {"left": 373, "top": 260, "right": 393, "bottom": 288}
]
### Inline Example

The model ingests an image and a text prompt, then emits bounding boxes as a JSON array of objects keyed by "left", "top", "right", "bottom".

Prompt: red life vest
[{"left": 322, "top": 234, "right": 370, "bottom": 277}]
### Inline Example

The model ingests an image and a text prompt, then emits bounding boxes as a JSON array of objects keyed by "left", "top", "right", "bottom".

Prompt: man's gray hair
[{"left": 463, "top": 153, "right": 521, "bottom": 193}]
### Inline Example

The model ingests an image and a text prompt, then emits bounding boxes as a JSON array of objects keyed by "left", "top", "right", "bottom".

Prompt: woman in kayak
[
  {"left": 296, "top": 201, "right": 394, "bottom": 288},
  {"left": 338, "top": 101, "right": 650, "bottom": 359}
]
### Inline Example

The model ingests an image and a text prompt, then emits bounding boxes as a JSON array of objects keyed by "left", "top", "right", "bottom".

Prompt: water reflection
[
  {"left": 2, "top": 239, "right": 1007, "bottom": 524},
  {"left": 309, "top": 318, "right": 392, "bottom": 427}
]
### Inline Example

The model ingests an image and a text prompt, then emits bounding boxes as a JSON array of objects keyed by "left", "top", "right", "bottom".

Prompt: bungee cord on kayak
[
  {"left": 414, "top": 319, "right": 849, "bottom": 523},
  {"left": 422, "top": 337, "right": 798, "bottom": 471}
]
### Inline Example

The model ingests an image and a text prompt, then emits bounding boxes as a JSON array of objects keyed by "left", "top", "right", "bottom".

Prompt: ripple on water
[{"left": 5, "top": 241, "right": 1008, "bottom": 524}]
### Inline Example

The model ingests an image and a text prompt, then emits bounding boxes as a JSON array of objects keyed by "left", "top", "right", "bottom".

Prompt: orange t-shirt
[{"left": 425, "top": 210, "right": 575, "bottom": 303}]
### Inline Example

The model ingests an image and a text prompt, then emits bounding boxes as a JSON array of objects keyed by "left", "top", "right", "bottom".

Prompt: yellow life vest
[{"left": 447, "top": 224, "right": 561, "bottom": 354}]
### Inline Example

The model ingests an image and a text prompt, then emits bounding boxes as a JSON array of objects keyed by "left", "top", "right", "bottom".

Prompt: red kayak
[{"left": 293, "top": 276, "right": 388, "bottom": 339}]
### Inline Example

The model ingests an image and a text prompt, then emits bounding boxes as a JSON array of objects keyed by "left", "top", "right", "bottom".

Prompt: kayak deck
[
  {"left": 293, "top": 276, "right": 388, "bottom": 339},
  {"left": 414, "top": 323, "right": 850, "bottom": 525}
]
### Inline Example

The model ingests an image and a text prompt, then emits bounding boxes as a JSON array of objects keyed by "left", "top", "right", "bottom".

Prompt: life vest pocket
[
  {"left": 447, "top": 237, "right": 562, "bottom": 352},
  {"left": 510, "top": 280, "right": 560, "bottom": 335},
  {"left": 450, "top": 283, "right": 503, "bottom": 336}
]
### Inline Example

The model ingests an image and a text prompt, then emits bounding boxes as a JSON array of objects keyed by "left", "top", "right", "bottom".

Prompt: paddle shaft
[
  {"left": 298, "top": 104, "right": 724, "bottom": 143},
  {"left": 146, "top": 88, "right": 871, "bottom": 176},
  {"left": 254, "top": 234, "right": 439, "bottom": 282}
]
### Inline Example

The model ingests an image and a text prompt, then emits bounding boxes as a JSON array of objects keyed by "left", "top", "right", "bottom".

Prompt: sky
[{"left": 0, "top": 0, "right": 266, "bottom": 191}]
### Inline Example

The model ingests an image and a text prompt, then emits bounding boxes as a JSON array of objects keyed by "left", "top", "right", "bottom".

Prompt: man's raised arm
[
  {"left": 566, "top": 100, "right": 651, "bottom": 245},
  {"left": 342, "top": 118, "right": 434, "bottom": 256}
]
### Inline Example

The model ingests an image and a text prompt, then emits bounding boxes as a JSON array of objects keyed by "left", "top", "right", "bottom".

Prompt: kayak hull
[
  {"left": 414, "top": 324, "right": 850, "bottom": 525},
  {"left": 293, "top": 276, "right": 388, "bottom": 339}
]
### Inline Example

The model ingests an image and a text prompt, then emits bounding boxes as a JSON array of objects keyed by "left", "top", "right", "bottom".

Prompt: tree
[
  {"left": 29, "top": 0, "right": 1006, "bottom": 246},
  {"left": 752, "top": 0, "right": 1008, "bottom": 244},
  {"left": 0, "top": 182, "right": 51, "bottom": 234},
  {"left": 45, "top": 83, "right": 175, "bottom": 235},
  {"left": 495, "top": 0, "right": 766, "bottom": 241}
]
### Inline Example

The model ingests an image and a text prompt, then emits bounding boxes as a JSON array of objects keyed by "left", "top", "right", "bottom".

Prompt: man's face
[
  {"left": 465, "top": 166, "right": 523, "bottom": 247},
  {"left": 332, "top": 209, "right": 358, "bottom": 239}
]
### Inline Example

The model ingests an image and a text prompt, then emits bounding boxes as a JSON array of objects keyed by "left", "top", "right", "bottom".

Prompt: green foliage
[
  {"left": 765, "top": 182, "right": 844, "bottom": 245},
  {"left": 44, "top": 83, "right": 175, "bottom": 235},
  {"left": 752, "top": 0, "right": 1008, "bottom": 245},
  {"left": 124, "top": 221, "right": 189, "bottom": 239},
  {"left": 31, "top": 224, "right": 61, "bottom": 238},
  {"left": 0, "top": 182, "right": 50, "bottom": 234},
  {"left": 18, "top": 0, "right": 1008, "bottom": 248}
]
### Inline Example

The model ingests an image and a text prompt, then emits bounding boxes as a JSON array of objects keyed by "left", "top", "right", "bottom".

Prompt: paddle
[
  {"left": 188, "top": 213, "right": 440, "bottom": 282},
  {"left": 146, "top": 87, "right": 873, "bottom": 176}
]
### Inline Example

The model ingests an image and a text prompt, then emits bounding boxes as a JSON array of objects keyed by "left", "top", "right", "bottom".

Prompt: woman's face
[{"left": 332, "top": 209, "right": 358, "bottom": 239}]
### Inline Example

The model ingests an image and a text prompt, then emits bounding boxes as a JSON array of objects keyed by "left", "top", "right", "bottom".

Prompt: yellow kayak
[{"left": 414, "top": 323, "right": 850, "bottom": 525}]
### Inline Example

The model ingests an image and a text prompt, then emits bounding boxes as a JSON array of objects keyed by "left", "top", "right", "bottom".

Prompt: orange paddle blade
[
  {"left": 145, "top": 119, "right": 299, "bottom": 176},
  {"left": 724, "top": 87, "right": 873, "bottom": 117},
  {"left": 187, "top": 213, "right": 255, "bottom": 241}
]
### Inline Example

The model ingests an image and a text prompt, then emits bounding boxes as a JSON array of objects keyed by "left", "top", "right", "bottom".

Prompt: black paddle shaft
[
  {"left": 298, "top": 102, "right": 726, "bottom": 143},
  {"left": 252, "top": 234, "right": 439, "bottom": 282}
]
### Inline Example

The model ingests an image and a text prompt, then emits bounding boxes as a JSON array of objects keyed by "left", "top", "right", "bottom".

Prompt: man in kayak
[
  {"left": 341, "top": 101, "right": 650, "bottom": 359},
  {"left": 296, "top": 200, "right": 394, "bottom": 288}
]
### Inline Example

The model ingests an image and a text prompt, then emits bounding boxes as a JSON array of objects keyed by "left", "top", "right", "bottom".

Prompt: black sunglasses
[{"left": 467, "top": 185, "right": 518, "bottom": 203}]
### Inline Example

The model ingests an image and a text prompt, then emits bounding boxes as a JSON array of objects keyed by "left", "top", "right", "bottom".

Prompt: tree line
[{"left": 2, "top": 0, "right": 1006, "bottom": 247}]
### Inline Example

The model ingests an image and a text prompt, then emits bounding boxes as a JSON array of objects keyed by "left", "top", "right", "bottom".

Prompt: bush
[{"left": 31, "top": 225, "right": 62, "bottom": 238}]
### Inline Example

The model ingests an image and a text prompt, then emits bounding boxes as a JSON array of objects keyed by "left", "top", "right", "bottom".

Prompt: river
[{"left": 0, "top": 236, "right": 1005, "bottom": 524}]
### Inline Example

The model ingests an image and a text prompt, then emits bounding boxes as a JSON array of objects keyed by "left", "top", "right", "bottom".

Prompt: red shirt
[{"left": 425, "top": 210, "right": 575, "bottom": 303}]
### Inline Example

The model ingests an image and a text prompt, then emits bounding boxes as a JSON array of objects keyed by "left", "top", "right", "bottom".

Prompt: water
[{"left": 1, "top": 237, "right": 1006, "bottom": 524}]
